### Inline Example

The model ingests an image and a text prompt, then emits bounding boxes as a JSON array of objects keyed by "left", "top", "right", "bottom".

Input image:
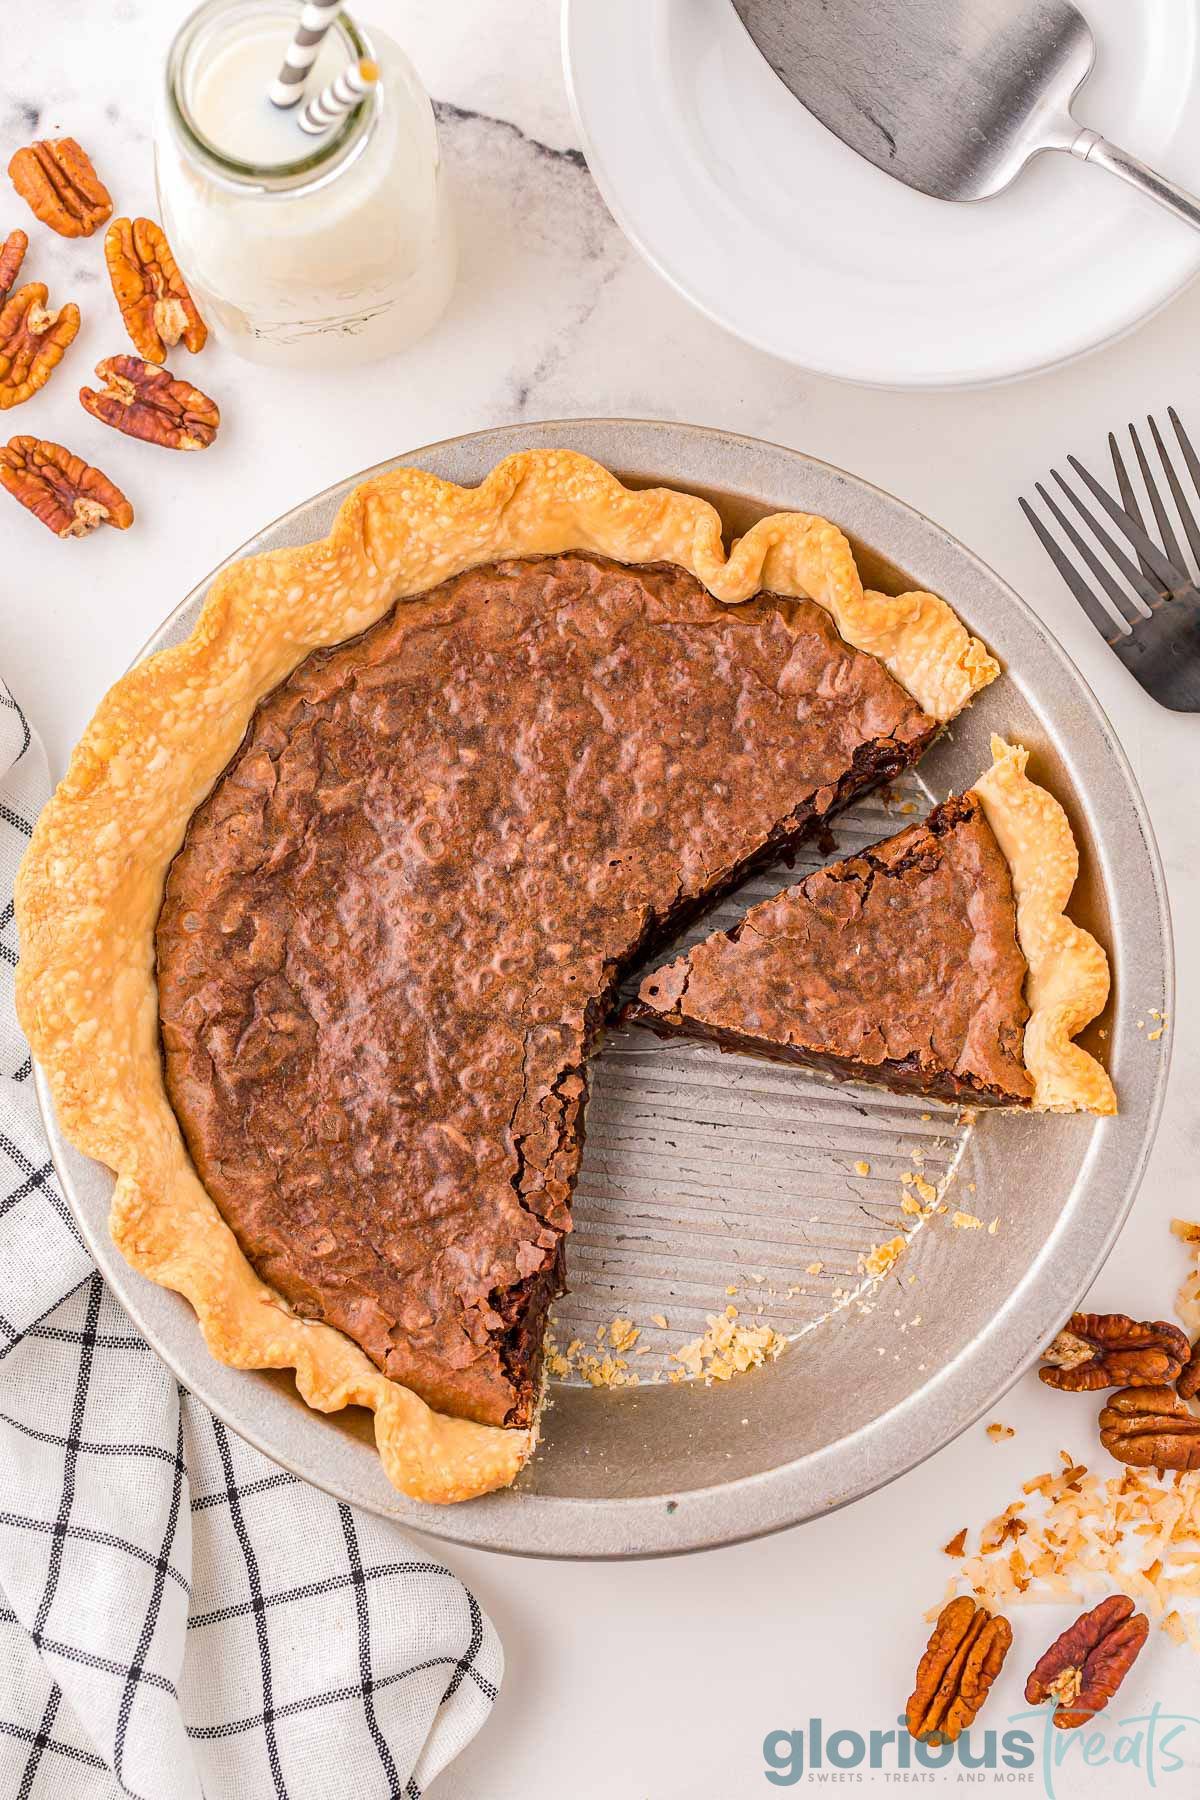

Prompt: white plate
[{"left": 562, "top": 0, "right": 1200, "bottom": 386}]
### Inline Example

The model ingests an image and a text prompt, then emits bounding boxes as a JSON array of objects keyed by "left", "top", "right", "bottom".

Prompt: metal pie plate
[{"left": 37, "top": 420, "right": 1172, "bottom": 1558}]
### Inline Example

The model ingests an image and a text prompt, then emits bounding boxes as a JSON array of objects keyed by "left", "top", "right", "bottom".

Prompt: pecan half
[
  {"left": 0, "top": 282, "right": 81, "bottom": 409},
  {"left": 905, "top": 1597, "right": 1012, "bottom": 1743},
  {"left": 105, "top": 219, "right": 206, "bottom": 364},
  {"left": 79, "top": 355, "right": 219, "bottom": 451},
  {"left": 8, "top": 139, "right": 112, "bottom": 238},
  {"left": 1040, "top": 1312, "right": 1190, "bottom": 1392},
  {"left": 1025, "top": 1595, "right": 1148, "bottom": 1729},
  {"left": 0, "top": 436, "right": 133, "bottom": 537},
  {"left": 1099, "top": 1384, "right": 1200, "bottom": 1470},
  {"left": 0, "top": 230, "right": 28, "bottom": 306},
  {"left": 1177, "top": 1340, "right": 1200, "bottom": 1400}
]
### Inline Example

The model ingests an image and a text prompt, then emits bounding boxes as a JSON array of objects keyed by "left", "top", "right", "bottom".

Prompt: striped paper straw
[
  {"left": 297, "top": 57, "right": 379, "bottom": 134},
  {"left": 269, "top": 1, "right": 343, "bottom": 108}
]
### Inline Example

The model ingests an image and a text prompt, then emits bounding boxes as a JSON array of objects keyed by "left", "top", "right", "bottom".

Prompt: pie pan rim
[{"left": 31, "top": 418, "right": 1171, "bottom": 1557}]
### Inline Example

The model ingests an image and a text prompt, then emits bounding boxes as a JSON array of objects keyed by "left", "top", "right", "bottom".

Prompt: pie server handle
[{"left": 1069, "top": 127, "right": 1200, "bottom": 233}]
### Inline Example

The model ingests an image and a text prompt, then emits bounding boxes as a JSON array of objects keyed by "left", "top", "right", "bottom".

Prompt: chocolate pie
[
  {"left": 23, "top": 448, "right": 1101, "bottom": 1505},
  {"left": 155, "top": 550, "right": 942, "bottom": 1430},
  {"left": 626, "top": 739, "right": 1115, "bottom": 1114}
]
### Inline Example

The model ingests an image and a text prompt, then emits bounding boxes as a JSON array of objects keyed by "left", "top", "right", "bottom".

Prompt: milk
[
  {"left": 189, "top": 19, "right": 354, "bottom": 167},
  {"left": 155, "top": 1, "right": 456, "bottom": 368}
]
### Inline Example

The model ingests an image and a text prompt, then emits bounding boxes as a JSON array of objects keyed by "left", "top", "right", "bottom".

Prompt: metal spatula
[{"left": 731, "top": 0, "right": 1200, "bottom": 231}]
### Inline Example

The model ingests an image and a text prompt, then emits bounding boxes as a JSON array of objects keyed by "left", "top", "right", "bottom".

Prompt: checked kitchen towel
[{"left": 0, "top": 676, "right": 502, "bottom": 1800}]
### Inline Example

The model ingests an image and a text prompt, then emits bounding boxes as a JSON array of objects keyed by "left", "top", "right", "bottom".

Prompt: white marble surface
[{"left": 4, "top": 4, "right": 1200, "bottom": 1796}]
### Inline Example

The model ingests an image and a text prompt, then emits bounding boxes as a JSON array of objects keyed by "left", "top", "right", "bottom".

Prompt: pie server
[{"left": 730, "top": 0, "right": 1200, "bottom": 231}]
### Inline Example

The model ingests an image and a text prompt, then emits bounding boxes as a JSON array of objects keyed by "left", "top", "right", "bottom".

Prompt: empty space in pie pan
[{"left": 36, "top": 420, "right": 1173, "bottom": 1558}]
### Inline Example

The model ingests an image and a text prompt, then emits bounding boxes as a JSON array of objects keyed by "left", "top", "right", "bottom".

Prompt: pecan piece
[
  {"left": 0, "top": 230, "right": 28, "bottom": 305},
  {"left": 0, "top": 282, "right": 81, "bottom": 409},
  {"left": 105, "top": 219, "right": 206, "bottom": 364},
  {"left": 1025, "top": 1595, "right": 1148, "bottom": 1729},
  {"left": 8, "top": 139, "right": 112, "bottom": 239},
  {"left": 79, "top": 355, "right": 219, "bottom": 451},
  {"left": 905, "top": 1597, "right": 1012, "bottom": 1743},
  {"left": 1177, "top": 1340, "right": 1200, "bottom": 1400},
  {"left": 1039, "top": 1312, "right": 1190, "bottom": 1391},
  {"left": 0, "top": 436, "right": 133, "bottom": 537},
  {"left": 1099, "top": 1384, "right": 1200, "bottom": 1470}
]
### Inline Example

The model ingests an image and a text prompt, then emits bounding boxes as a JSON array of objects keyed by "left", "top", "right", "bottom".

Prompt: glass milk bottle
[{"left": 155, "top": 1, "right": 455, "bottom": 367}]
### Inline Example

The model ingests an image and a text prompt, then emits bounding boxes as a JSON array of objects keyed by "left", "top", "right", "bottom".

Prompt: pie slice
[
  {"left": 16, "top": 449, "right": 999, "bottom": 1503},
  {"left": 627, "top": 738, "right": 1115, "bottom": 1115}
]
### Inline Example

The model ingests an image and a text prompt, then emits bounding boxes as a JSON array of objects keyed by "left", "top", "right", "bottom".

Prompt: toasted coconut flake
[
  {"left": 942, "top": 1447, "right": 1200, "bottom": 1645},
  {"left": 1173, "top": 1222, "right": 1200, "bottom": 1336}
]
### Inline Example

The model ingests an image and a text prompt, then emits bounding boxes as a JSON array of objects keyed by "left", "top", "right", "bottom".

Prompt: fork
[{"left": 1020, "top": 407, "right": 1200, "bottom": 712}]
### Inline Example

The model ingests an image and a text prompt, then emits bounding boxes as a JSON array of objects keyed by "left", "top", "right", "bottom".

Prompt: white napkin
[{"left": 0, "top": 679, "right": 501, "bottom": 1800}]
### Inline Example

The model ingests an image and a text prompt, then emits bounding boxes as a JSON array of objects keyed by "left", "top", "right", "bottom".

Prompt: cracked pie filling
[{"left": 626, "top": 738, "right": 1116, "bottom": 1116}]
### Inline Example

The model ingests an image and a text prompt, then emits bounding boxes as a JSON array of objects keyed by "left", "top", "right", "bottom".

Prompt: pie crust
[
  {"left": 15, "top": 448, "right": 999, "bottom": 1504},
  {"left": 973, "top": 736, "right": 1115, "bottom": 1114}
]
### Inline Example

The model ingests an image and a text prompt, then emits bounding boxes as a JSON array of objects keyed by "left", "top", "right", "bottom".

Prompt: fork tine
[
  {"left": 1049, "top": 472, "right": 1156, "bottom": 616},
  {"left": 1066, "top": 454, "right": 1185, "bottom": 595},
  {"left": 1111, "top": 432, "right": 1157, "bottom": 583},
  {"left": 1130, "top": 421, "right": 1187, "bottom": 580},
  {"left": 1022, "top": 489, "right": 1130, "bottom": 644},
  {"left": 1149, "top": 413, "right": 1200, "bottom": 572},
  {"left": 1168, "top": 406, "right": 1200, "bottom": 542}
]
